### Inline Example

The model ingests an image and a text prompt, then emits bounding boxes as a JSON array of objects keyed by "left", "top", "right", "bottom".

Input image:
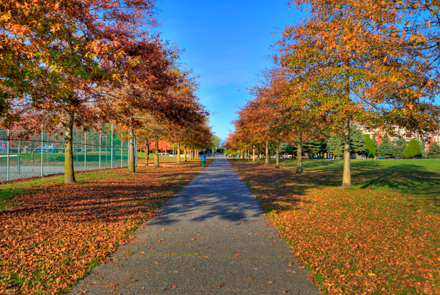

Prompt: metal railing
[{"left": 0, "top": 124, "right": 137, "bottom": 182}]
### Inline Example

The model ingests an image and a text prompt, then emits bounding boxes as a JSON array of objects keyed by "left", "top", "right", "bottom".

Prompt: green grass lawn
[
  {"left": 276, "top": 158, "right": 440, "bottom": 199},
  {"left": 231, "top": 158, "right": 440, "bottom": 294},
  {"left": 137, "top": 152, "right": 205, "bottom": 163}
]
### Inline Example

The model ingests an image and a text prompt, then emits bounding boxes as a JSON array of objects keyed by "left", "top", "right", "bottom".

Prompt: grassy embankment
[{"left": 230, "top": 158, "right": 440, "bottom": 294}]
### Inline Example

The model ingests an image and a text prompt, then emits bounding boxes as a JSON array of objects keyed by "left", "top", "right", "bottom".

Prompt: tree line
[
  {"left": 228, "top": 129, "right": 440, "bottom": 160},
  {"left": 0, "top": 0, "right": 213, "bottom": 183},
  {"left": 225, "top": 0, "right": 440, "bottom": 186}
]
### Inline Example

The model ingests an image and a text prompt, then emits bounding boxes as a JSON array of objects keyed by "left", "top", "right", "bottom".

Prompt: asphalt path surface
[{"left": 69, "top": 159, "right": 320, "bottom": 294}]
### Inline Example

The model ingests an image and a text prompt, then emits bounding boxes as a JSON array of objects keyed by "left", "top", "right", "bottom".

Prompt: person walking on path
[{"left": 69, "top": 159, "right": 320, "bottom": 294}]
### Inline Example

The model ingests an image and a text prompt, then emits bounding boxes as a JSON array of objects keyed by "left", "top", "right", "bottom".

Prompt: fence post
[
  {"left": 84, "top": 131, "right": 87, "bottom": 169},
  {"left": 111, "top": 123, "right": 114, "bottom": 169},
  {"left": 120, "top": 142, "right": 123, "bottom": 168},
  {"left": 17, "top": 139, "right": 21, "bottom": 174},
  {"left": 105, "top": 134, "right": 108, "bottom": 168},
  {"left": 99, "top": 132, "right": 102, "bottom": 169},
  {"left": 75, "top": 130, "right": 78, "bottom": 165},
  {"left": 41, "top": 124, "right": 43, "bottom": 177},
  {"left": 6, "top": 129, "right": 10, "bottom": 181},
  {"left": 135, "top": 136, "right": 138, "bottom": 167}
]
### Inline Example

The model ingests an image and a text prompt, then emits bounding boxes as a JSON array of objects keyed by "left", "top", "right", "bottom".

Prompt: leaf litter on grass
[
  {"left": 230, "top": 159, "right": 440, "bottom": 294},
  {"left": 0, "top": 162, "right": 208, "bottom": 294}
]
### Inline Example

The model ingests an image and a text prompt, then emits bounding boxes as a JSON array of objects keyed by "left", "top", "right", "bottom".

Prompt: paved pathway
[{"left": 69, "top": 159, "right": 320, "bottom": 294}]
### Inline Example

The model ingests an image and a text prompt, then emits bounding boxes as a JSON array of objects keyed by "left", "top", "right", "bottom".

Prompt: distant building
[{"left": 354, "top": 123, "right": 440, "bottom": 151}]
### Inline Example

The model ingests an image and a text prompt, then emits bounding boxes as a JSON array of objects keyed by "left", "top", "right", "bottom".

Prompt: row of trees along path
[
  {"left": 0, "top": 0, "right": 213, "bottom": 184},
  {"left": 225, "top": 0, "right": 440, "bottom": 186}
]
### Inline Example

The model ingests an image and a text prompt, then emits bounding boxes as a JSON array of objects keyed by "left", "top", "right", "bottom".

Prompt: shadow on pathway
[{"left": 69, "top": 159, "right": 320, "bottom": 294}]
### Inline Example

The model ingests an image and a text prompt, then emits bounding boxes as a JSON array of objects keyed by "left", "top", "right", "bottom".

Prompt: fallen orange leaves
[
  {"left": 231, "top": 160, "right": 440, "bottom": 294},
  {"left": 0, "top": 163, "right": 207, "bottom": 294}
]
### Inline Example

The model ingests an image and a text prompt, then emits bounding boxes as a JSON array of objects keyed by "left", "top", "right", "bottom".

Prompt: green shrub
[
  {"left": 402, "top": 139, "right": 422, "bottom": 158},
  {"left": 363, "top": 134, "right": 376, "bottom": 158}
]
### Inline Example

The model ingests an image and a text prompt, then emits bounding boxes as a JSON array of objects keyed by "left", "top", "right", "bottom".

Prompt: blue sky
[{"left": 156, "top": 0, "right": 305, "bottom": 139}]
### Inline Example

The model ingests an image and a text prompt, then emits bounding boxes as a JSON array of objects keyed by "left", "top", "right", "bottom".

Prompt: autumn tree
[
  {"left": 279, "top": 0, "right": 439, "bottom": 186},
  {"left": 1, "top": 0, "right": 165, "bottom": 183},
  {"left": 231, "top": 67, "right": 295, "bottom": 168}
]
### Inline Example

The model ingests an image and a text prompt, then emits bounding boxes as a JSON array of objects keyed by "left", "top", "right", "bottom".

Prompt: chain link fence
[{"left": 0, "top": 124, "right": 136, "bottom": 182}]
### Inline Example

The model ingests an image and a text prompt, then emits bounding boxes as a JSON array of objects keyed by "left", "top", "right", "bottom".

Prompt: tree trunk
[
  {"left": 265, "top": 140, "right": 269, "bottom": 166},
  {"left": 296, "top": 132, "right": 303, "bottom": 173},
  {"left": 275, "top": 142, "right": 280, "bottom": 168},
  {"left": 184, "top": 146, "right": 187, "bottom": 162},
  {"left": 342, "top": 116, "right": 352, "bottom": 187},
  {"left": 64, "top": 110, "right": 76, "bottom": 184},
  {"left": 257, "top": 147, "right": 261, "bottom": 163},
  {"left": 253, "top": 147, "right": 256, "bottom": 162},
  {"left": 128, "top": 120, "right": 135, "bottom": 173},
  {"left": 177, "top": 141, "right": 181, "bottom": 164},
  {"left": 154, "top": 137, "right": 159, "bottom": 168},
  {"left": 144, "top": 146, "right": 149, "bottom": 167}
]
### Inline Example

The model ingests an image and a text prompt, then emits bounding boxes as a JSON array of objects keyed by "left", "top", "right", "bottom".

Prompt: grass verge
[{"left": 230, "top": 158, "right": 440, "bottom": 294}]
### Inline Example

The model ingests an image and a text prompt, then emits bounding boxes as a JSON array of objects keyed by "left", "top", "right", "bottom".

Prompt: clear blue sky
[{"left": 156, "top": 0, "right": 305, "bottom": 139}]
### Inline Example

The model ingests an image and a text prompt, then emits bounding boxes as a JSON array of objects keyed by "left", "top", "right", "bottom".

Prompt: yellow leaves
[{"left": 50, "top": 24, "right": 61, "bottom": 34}]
